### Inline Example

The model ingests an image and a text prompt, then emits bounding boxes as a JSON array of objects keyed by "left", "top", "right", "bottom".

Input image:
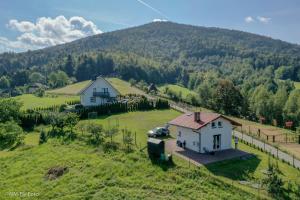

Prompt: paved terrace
[{"left": 165, "top": 139, "right": 250, "bottom": 166}]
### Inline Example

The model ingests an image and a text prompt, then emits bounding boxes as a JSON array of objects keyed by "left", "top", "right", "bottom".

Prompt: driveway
[{"left": 165, "top": 139, "right": 250, "bottom": 166}]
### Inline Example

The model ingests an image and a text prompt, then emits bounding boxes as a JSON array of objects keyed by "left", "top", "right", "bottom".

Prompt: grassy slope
[
  {"left": 0, "top": 110, "right": 256, "bottom": 200},
  {"left": 13, "top": 94, "right": 79, "bottom": 110},
  {"left": 47, "top": 80, "right": 91, "bottom": 95},
  {"left": 158, "top": 84, "right": 197, "bottom": 99},
  {"left": 48, "top": 78, "right": 144, "bottom": 96},
  {"left": 294, "top": 81, "right": 300, "bottom": 89}
]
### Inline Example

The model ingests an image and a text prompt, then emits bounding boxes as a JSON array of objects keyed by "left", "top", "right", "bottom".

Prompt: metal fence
[{"left": 233, "top": 131, "right": 300, "bottom": 169}]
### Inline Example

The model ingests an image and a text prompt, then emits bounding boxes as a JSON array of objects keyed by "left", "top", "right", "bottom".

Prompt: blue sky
[{"left": 0, "top": 0, "right": 300, "bottom": 52}]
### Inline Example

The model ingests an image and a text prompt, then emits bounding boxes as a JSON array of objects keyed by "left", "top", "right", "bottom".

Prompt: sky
[{"left": 0, "top": 0, "right": 300, "bottom": 53}]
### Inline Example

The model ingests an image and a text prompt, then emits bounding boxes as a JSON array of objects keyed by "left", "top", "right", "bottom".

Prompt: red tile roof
[{"left": 168, "top": 112, "right": 241, "bottom": 130}]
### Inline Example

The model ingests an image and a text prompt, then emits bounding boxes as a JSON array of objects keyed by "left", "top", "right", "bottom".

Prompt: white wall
[
  {"left": 176, "top": 126, "right": 200, "bottom": 152},
  {"left": 80, "top": 78, "right": 119, "bottom": 106},
  {"left": 200, "top": 118, "right": 232, "bottom": 153},
  {"left": 175, "top": 117, "right": 232, "bottom": 153}
]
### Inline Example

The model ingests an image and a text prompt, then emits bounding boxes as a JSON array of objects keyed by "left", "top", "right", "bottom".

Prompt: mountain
[{"left": 1, "top": 21, "right": 300, "bottom": 74}]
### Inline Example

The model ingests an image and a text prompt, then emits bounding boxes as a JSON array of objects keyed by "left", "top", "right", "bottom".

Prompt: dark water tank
[{"left": 147, "top": 138, "right": 165, "bottom": 158}]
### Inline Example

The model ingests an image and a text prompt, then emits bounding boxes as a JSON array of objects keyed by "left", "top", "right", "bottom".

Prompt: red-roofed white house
[{"left": 168, "top": 112, "right": 241, "bottom": 153}]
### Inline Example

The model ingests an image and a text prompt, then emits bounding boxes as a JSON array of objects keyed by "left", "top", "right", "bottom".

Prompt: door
[{"left": 213, "top": 134, "right": 221, "bottom": 150}]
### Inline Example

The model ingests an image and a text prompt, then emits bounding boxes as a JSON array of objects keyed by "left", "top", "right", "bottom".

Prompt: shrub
[
  {"left": 0, "top": 121, "right": 24, "bottom": 150},
  {"left": 39, "top": 130, "right": 48, "bottom": 144},
  {"left": 86, "top": 123, "right": 104, "bottom": 146},
  {"left": 34, "top": 88, "right": 45, "bottom": 97},
  {"left": 122, "top": 128, "right": 134, "bottom": 152},
  {"left": 0, "top": 99, "right": 22, "bottom": 123}
]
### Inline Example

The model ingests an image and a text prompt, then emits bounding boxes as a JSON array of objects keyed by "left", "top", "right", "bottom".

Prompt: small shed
[
  {"left": 148, "top": 83, "right": 158, "bottom": 93},
  {"left": 147, "top": 138, "right": 164, "bottom": 158}
]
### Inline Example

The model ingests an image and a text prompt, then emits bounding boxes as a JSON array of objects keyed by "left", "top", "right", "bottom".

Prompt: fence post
[
  {"left": 293, "top": 155, "right": 295, "bottom": 167},
  {"left": 277, "top": 147, "right": 278, "bottom": 159}
]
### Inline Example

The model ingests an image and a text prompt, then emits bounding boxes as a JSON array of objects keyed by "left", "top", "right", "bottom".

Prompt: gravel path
[{"left": 233, "top": 131, "right": 300, "bottom": 169}]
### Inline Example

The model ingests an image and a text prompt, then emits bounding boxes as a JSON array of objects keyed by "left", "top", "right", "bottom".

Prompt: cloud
[
  {"left": 257, "top": 16, "right": 271, "bottom": 24},
  {"left": 245, "top": 16, "right": 254, "bottom": 23},
  {"left": 153, "top": 18, "right": 168, "bottom": 22},
  {"left": 136, "top": 0, "right": 168, "bottom": 20},
  {"left": 0, "top": 16, "right": 102, "bottom": 52},
  {"left": 244, "top": 16, "right": 271, "bottom": 24}
]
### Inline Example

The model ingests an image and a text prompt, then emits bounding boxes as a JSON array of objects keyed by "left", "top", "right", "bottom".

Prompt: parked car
[{"left": 148, "top": 127, "right": 170, "bottom": 137}]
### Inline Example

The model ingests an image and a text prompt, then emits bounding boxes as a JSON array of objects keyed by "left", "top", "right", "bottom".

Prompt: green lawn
[
  {"left": 47, "top": 78, "right": 144, "bottom": 96},
  {"left": 0, "top": 110, "right": 257, "bottom": 200},
  {"left": 13, "top": 94, "right": 79, "bottom": 110},
  {"left": 294, "top": 81, "right": 300, "bottom": 89},
  {"left": 47, "top": 80, "right": 91, "bottom": 95},
  {"left": 79, "top": 109, "right": 180, "bottom": 147},
  {"left": 158, "top": 84, "right": 197, "bottom": 99}
]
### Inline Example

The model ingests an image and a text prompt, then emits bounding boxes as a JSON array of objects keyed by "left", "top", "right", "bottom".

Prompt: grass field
[
  {"left": 48, "top": 78, "right": 144, "bottom": 96},
  {"left": 47, "top": 80, "right": 91, "bottom": 95},
  {"left": 0, "top": 110, "right": 259, "bottom": 200},
  {"left": 294, "top": 81, "right": 300, "bottom": 89},
  {"left": 158, "top": 84, "right": 197, "bottom": 99},
  {"left": 13, "top": 94, "right": 79, "bottom": 110}
]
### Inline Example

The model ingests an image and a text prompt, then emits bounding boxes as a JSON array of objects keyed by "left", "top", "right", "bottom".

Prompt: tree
[
  {"left": 11, "top": 70, "right": 29, "bottom": 87},
  {"left": 64, "top": 113, "right": 79, "bottom": 135},
  {"left": 250, "top": 86, "right": 274, "bottom": 122},
  {"left": 34, "top": 88, "right": 45, "bottom": 97},
  {"left": 105, "top": 126, "right": 119, "bottom": 144},
  {"left": 86, "top": 123, "right": 104, "bottom": 146},
  {"left": 283, "top": 89, "right": 300, "bottom": 126},
  {"left": 122, "top": 128, "right": 133, "bottom": 152},
  {"left": 272, "top": 86, "right": 288, "bottom": 125},
  {"left": 39, "top": 130, "right": 47, "bottom": 144},
  {"left": 197, "top": 83, "right": 214, "bottom": 108},
  {"left": 64, "top": 55, "right": 74, "bottom": 77},
  {"left": 213, "top": 79, "right": 244, "bottom": 116},
  {"left": 48, "top": 71, "right": 70, "bottom": 88},
  {"left": 0, "top": 99, "right": 22, "bottom": 123},
  {"left": 0, "top": 121, "right": 24, "bottom": 150},
  {"left": 29, "top": 72, "right": 45, "bottom": 84},
  {"left": 263, "top": 159, "right": 284, "bottom": 198},
  {"left": 0, "top": 76, "right": 10, "bottom": 89}
]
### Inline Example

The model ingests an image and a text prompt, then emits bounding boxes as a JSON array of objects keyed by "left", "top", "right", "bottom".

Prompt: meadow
[
  {"left": 0, "top": 109, "right": 259, "bottom": 200},
  {"left": 294, "top": 81, "right": 300, "bottom": 89},
  {"left": 158, "top": 84, "right": 198, "bottom": 99},
  {"left": 13, "top": 94, "right": 79, "bottom": 110},
  {"left": 3, "top": 78, "right": 300, "bottom": 199}
]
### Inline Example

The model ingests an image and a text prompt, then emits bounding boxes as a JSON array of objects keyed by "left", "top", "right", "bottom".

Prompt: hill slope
[{"left": 1, "top": 22, "right": 300, "bottom": 75}]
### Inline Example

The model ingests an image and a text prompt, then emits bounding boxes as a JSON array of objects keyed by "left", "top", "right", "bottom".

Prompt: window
[
  {"left": 193, "top": 141, "right": 196, "bottom": 146},
  {"left": 178, "top": 131, "right": 181, "bottom": 137},
  {"left": 93, "top": 88, "right": 96, "bottom": 92},
  {"left": 211, "top": 122, "right": 216, "bottom": 128},
  {"left": 102, "top": 88, "right": 109, "bottom": 93},
  {"left": 90, "top": 97, "right": 96, "bottom": 103},
  {"left": 218, "top": 121, "right": 222, "bottom": 128}
]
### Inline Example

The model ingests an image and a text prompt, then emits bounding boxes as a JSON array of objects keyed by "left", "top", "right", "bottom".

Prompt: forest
[{"left": 0, "top": 21, "right": 300, "bottom": 128}]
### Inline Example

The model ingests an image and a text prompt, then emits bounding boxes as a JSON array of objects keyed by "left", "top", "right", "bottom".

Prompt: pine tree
[
  {"left": 39, "top": 130, "right": 47, "bottom": 144},
  {"left": 64, "top": 55, "right": 74, "bottom": 77}
]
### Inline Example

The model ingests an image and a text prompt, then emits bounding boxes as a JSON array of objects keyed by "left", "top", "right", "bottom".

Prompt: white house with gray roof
[{"left": 78, "top": 76, "right": 120, "bottom": 106}]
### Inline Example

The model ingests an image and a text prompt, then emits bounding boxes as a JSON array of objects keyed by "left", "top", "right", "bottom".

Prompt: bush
[
  {"left": 34, "top": 88, "right": 45, "bottom": 97},
  {"left": 0, "top": 121, "right": 24, "bottom": 150},
  {"left": 39, "top": 130, "right": 48, "bottom": 144},
  {"left": 86, "top": 123, "right": 104, "bottom": 146}
]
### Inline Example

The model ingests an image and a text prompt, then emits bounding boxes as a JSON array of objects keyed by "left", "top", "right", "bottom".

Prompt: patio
[{"left": 165, "top": 139, "right": 250, "bottom": 166}]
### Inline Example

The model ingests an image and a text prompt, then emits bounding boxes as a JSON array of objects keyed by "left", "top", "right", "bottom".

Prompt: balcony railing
[{"left": 93, "top": 92, "right": 110, "bottom": 98}]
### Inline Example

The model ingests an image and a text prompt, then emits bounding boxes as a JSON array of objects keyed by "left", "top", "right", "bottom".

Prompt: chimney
[{"left": 194, "top": 112, "right": 201, "bottom": 122}]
